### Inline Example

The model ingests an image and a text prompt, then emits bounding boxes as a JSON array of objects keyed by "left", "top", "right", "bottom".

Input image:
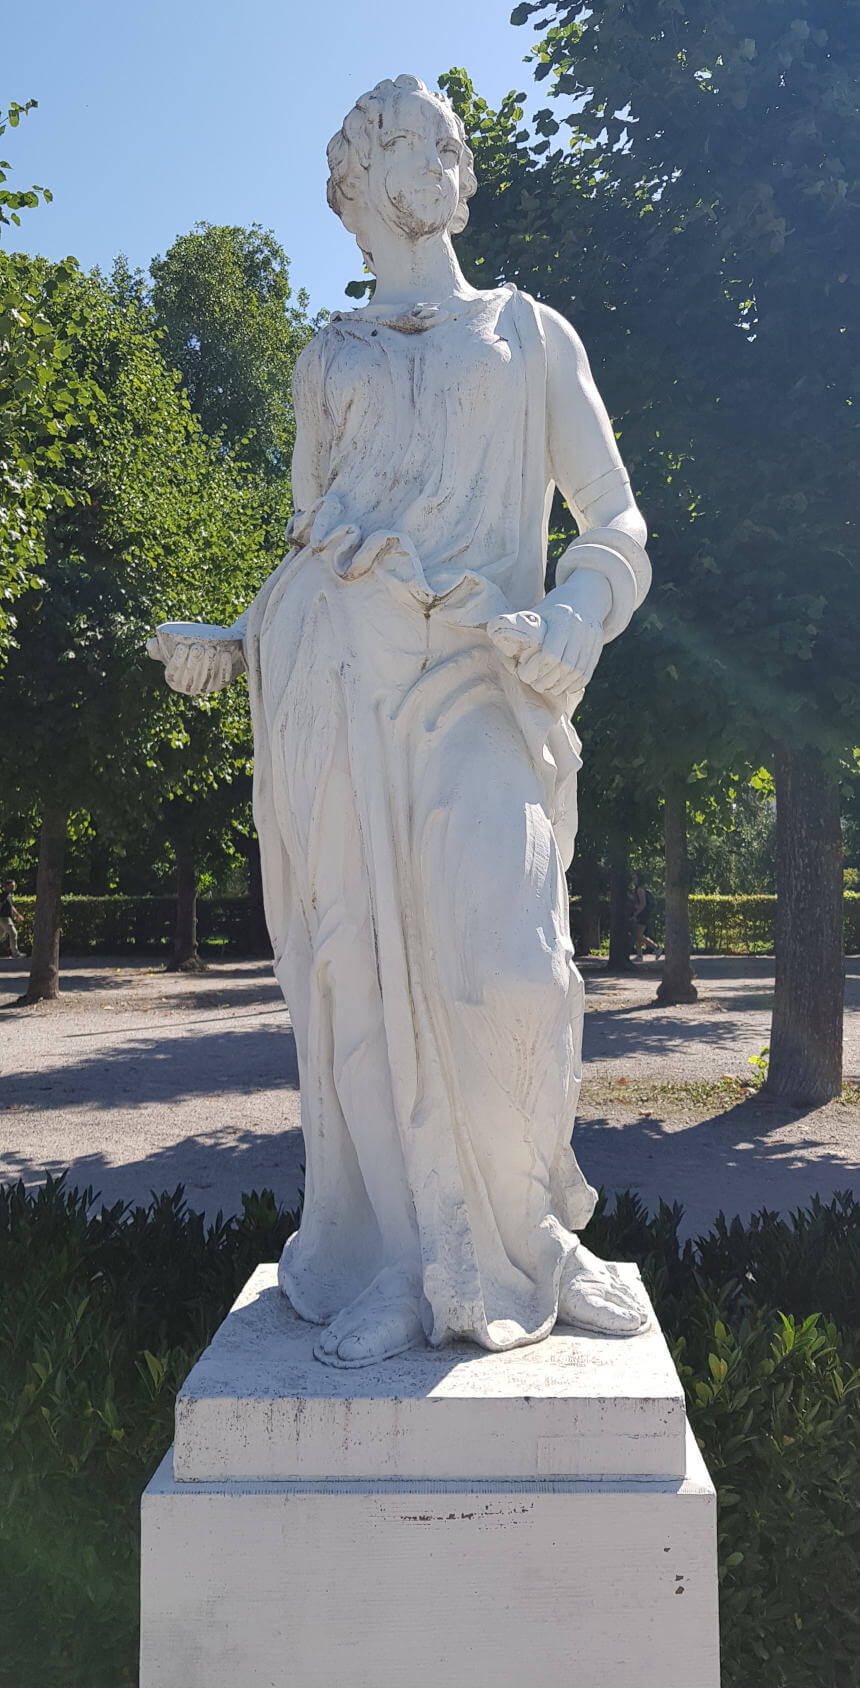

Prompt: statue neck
[{"left": 361, "top": 229, "right": 478, "bottom": 317}]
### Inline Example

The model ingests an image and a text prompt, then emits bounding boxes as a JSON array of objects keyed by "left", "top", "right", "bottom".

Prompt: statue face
[{"left": 365, "top": 91, "right": 463, "bottom": 240}]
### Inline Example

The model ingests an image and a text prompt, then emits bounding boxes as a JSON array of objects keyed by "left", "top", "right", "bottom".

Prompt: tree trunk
[
  {"left": 766, "top": 745, "right": 843, "bottom": 1105},
  {"left": 656, "top": 781, "right": 698, "bottom": 1006},
  {"left": 605, "top": 850, "right": 633, "bottom": 972},
  {"left": 168, "top": 839, "right": 206, "bottom": 973},
  {"left": 19, "top": 806, "right": 68, "bottom": 1004},
  {"left": 247, "top": 831, "right": 271, "bottom": 956},
  {"left": 575, "top": 849, "right": 602, "bottom": 956}
]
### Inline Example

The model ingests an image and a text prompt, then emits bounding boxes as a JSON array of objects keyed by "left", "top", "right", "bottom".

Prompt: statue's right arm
[{"left": 148, "top": 337, "right": 329, "bottom": 696}]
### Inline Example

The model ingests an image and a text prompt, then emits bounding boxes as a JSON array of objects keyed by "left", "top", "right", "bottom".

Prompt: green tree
[
  {"left": 148, "top": 223, "right": 314, "bottom": 480},
  {"left": 144, "top": 225, "right": 314, "bottom": 958},
  {"left": 0, "top": 101, "right": 97, "bottom": 655},
  {"left": 442, "top": 67, "right": 745, "bottom": 1001},
  {"left": 444, "top": 1, "right": 859, "bottom": 1094},
  {"left": 0, "top": 264, "right": 269, "bottom": 1000},
  {"left": 687, "top": 775, "right": 777, "bottom": 895}
]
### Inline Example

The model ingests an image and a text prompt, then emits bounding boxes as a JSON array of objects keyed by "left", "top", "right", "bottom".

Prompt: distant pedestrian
[
  {"left": 0, "top": 879, "right": 22, "bottom": 957},
  {"left": 631, "top": 874, "right": 660, "bottom": 961}
]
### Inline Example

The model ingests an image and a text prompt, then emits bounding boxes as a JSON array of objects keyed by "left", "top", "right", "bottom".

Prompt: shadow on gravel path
[
  {"left": 0, "top": 954, "right": 856, "bottom": 1227},
  {"left": 577, "top": 1092, "right": 860, "bottom": 1236}
]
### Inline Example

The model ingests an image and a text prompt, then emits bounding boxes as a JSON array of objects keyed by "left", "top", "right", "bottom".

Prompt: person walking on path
[
  {"left": 631, "top": 873, "right": 661, "bottom": 961},
  {"left": 0, "top": 880, "right": 23, "bottom": 957}
]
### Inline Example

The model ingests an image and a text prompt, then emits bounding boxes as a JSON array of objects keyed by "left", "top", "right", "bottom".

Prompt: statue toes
[
  {"left": 314, "top": 1318, "right": 346, "bottom": 1356},
  {"left": 334, "top": 1306, "right": 422, "bottom": 1365},
  {"left": 559, "top": 1280, "right": 646, "bottom": 1335},
  {"left": 334, "top": 1329, "right": 382, "bottom": 1364}
]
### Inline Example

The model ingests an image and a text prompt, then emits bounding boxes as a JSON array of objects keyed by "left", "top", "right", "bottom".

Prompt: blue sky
[{"left": 6, "top": 0, "right": 540, "bottom": 315}]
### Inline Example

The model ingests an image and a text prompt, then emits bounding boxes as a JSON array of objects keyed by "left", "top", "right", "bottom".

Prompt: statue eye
[{"left": 381, "top": 132, "right": 408, "bottom": 150}]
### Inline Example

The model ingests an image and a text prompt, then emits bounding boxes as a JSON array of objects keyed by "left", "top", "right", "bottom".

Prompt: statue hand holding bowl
[{"left": 149, "top": 75, "right": 652, "bottom": 1367}]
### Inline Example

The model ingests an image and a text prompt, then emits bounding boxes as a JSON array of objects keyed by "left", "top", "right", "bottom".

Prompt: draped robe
[{"left": 246, "top": 286, "right": 605, "bottom": 1352}]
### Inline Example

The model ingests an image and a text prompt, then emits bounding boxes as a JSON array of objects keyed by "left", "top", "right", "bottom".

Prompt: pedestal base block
[
  {"left": 172, "top": 1265, "right": 688, "bottom": 1482},
  {"left": 140, "top": 1268, "right": 720, "bottom": 1687}
]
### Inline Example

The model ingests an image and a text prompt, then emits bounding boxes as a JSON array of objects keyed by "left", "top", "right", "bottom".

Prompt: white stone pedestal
[{"left": 140, "top": 1266, "right": 720, "bottom": 1686}]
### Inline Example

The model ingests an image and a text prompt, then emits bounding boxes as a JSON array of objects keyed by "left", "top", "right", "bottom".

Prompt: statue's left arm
[{"left": 488, "top": 303, "right": 650, "bottom": 707}]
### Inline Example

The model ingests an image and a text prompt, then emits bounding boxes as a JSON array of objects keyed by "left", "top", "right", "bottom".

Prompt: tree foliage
[
  {"left": 148, "top": 223, "right": 315, "bottom": 481},
  {"left": 143, "top": 224, "right": 315, "bottom": 958},
  {"left": 1, "top": 209, "right": 316, "bottom": 987},
  {"left": 0, "top": 102, "right": 98, "bottom": 655},
  {"left": 0, "top": 260, "right": 275, "bottom": 995},
  {"left": 447, "top": 0, "right": 860, "bottom": 761},
  {"left": 0, "top": 99, "right": 52, "bottom": 231},
  {"left": 0, "top": 264, "right": 267, "bottom": 820},
  {"left": 443, "top": 3, "right": 859, "bottom": 1068}
]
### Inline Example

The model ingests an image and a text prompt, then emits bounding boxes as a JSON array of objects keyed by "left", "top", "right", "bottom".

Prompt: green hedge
[
  {"left": 0, "top": 1178, "right": 858, "bottom": 1688},
  {"left": 688, "top": 894, "right": 780, "bottom": 954},
  {"left": 689, "top": 892, "right": 860, "bottom": 955},
  {"left": 4, "top": 891, "right": 859, "bottom": 958},
  {"left": 8, "top": 895, "right": 268, "bottom": 957},
  {"left": 569, "top": 892, "right": 860, "bottom": 954}
]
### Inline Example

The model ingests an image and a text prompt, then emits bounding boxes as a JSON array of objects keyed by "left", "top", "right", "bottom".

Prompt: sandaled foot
[
  {"left": 557, "top": 1240, "right": 648, "bottom": 1335},
  {"left": 313, "top": 1265, "right": 425, "bottom": 1368}
]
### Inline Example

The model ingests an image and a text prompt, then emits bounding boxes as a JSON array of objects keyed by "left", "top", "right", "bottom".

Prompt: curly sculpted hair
[{"left": 326, "top": 74, "right": 477, "bottom": 240}]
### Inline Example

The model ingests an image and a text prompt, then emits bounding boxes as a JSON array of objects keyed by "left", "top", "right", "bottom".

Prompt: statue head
[{"left": 326, "top": 75, "right": 477, "bottom": 267}]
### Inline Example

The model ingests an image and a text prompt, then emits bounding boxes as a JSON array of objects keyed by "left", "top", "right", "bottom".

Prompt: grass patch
[
  {"left": 581, "top": 1074, "right": 758, "bottom": 1112},
  {"left": 581, "top": 1074, "right": 860, "bottom": 1113}
]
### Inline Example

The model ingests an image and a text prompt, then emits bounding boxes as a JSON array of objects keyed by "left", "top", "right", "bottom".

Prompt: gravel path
[{"left": 0, "top": 954, "right": 857, "bottom": 1236}]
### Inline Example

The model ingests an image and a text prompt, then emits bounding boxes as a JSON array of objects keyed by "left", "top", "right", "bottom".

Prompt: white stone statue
[{"left": 149, "top": 75, "right": 652, "bottom": 1368}]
